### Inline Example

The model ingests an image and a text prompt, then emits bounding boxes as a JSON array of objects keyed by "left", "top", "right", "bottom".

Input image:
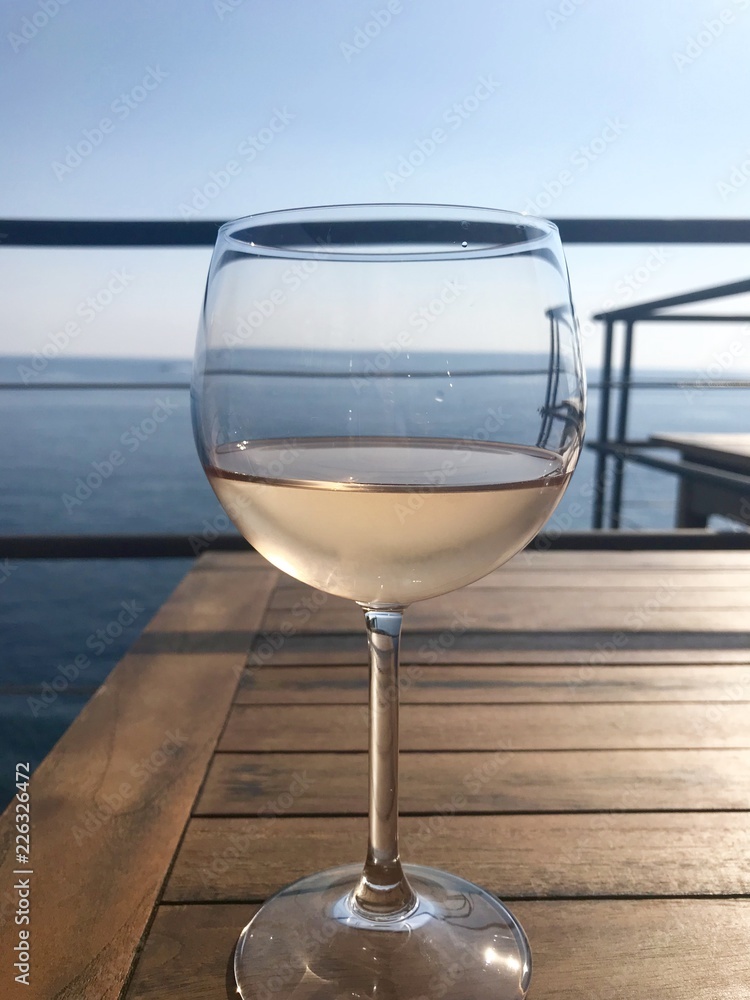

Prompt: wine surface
[{"left": 206, "top": 437, "right": 569, "bottom": 604}]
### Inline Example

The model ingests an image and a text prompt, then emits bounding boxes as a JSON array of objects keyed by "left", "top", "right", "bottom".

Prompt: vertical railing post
[
  {"left": 609, "top": 320, "right": 635, "bottom": 529},
  {"left": 592, "top": 318, "right": 614, "bottom": 529}
]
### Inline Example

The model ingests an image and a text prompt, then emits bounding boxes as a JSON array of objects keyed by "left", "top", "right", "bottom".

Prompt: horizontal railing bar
[
  {"left": 1, "top": 530, "right": 749, "bottom": 558},
  {"left": 587, "top": 442, "right": 750, "bottom": 493},
  {"left": 593, "top": 277, "right": 750, "bottom": 320},
  {"left": 0, "top": 219, "right": 223, "bottom": 247},
  {"left": 528, "top": 530, "right": 750, "bottom": 550},
  {"left": 2, "top": 218, "right": 750, "bottom": 247},
  {"left": 0, "top": 381, "right": 190, "bottom": 390},
  {"left": 590, "top": 381, "right": 750, "bottom": 389},
  {"left": 4, "top": 380, "right": 750, "bottom": 391},
  {"left": 0, "top": 684, "right": 99, "bottom": 697},
  {"left": 631, "top": 314, "right": 750, "bottom": 323},
  {"left": 0, "top": 535, "right": 247, "bottom": 558}
]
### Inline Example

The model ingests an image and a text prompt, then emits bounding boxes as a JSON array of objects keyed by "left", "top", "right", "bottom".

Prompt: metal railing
[
  {"left": 3, "top": 216, "right": 750, "bottom": 555},
  {"left": 589, "top": 277, "right": 750, "bottom": 529},
  {"left": 3, "top": 217, "right": 750, "bottom": 246}
]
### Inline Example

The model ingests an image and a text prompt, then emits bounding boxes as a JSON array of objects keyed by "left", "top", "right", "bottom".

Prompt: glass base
[{"left": 234, "top": 863, "right": 531, "bottom": 999}]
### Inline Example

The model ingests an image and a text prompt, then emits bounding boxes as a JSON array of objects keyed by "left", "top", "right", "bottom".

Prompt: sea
[{"left": 1, "top": 355, "right": 748, "bottom": 807}]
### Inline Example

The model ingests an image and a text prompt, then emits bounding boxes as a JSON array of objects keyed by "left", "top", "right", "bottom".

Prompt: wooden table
[
  {"left": 650, "top": 433, "right": 750, "bottom": 528},
  {"left": 2, "top": 548, "right": 750, "bottom": 999}
]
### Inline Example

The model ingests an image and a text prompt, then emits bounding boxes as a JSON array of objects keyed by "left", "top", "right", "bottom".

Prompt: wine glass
[{"left": 191, "top": 204, "right": 585, "bottom": 999}]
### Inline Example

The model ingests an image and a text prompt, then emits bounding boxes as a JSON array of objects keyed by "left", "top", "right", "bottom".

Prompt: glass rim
[{"left": 217, "top": 203, "right": 559, "bottom": 263}]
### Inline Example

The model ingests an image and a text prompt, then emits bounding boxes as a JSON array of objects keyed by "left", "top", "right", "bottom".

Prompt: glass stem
[{"left": 354, "top": 607, "right": 416, "bottom": 917}]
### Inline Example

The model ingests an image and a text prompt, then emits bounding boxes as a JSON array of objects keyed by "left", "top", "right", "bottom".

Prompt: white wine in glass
[
  {"left": 192, "top": 204, "right": 585, "bottom": 999},
  {"left": 207, "top": 437, "right": 569, "bottom": 604}
]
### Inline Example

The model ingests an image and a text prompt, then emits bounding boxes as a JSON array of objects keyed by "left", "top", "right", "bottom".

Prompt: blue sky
[{"left": 2, "top": 0, "right": 750, "bottom": 368}]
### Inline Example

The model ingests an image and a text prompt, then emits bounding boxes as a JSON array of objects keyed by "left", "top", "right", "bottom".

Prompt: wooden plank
[
  {"left": 271, "top": 568, "right": 750, "bottom": 591},
  {"left": 164, "top": 812, "right": 750, "bottom": 901},
  {"left": 124, "top": 899, "right": 750, "bottom": 1000},
  {"left": 196, "top": 748, "right": 750, "bottom": 815},
  {"left": 237, "top": 663, "right": 750, "bottom": 704},
  {"left": 267, "top": 587, "right": 750, "bottom": 618},
  {"left": 145, "top": 556, "right": 276, "bottom": 633},
  {"left": 219, "top": 702, "right": 750, "bottom": 751},
  {"left": 260, "top": 603, "right": 750, "bottom": 633},
  {"left": 518, "top": 899, "right": 750, "bottom": 1000},
  {"left": 124, "top": 904, "right": 259, "bottom": 1000},
  {"left": 208, "top": 552, "right": 744, "bottom": 586},
  {"left": 247, "top": 643, "right": 750, "bottom": 666},
  {"left": 467, "top": 569, "right": 750, "bottom": 588},
  {"left": 491, "top": 552, "right": 750, "bottom": 572},
  {"left": 0, "top": 652, "right": 243, "bottom": 1000},
  {"left": 260, "top": 569, "right": 750, "bottom": 630},
  {"left": 506, "top": 550, "right": 750, "bottom": 569},
  {"left": 271, "top": 549, "right": 750, "bottom": 575},
  {"left": 193, "top": 550, "right": 268, "bottom": 571},
  {"left": 271, "top": 587, "right": 750, "bottom": 611},
  {"left": 0, "top": 558, "right": 278, "bottom": 1000}
]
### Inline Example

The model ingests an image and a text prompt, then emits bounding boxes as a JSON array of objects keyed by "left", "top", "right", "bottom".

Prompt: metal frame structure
[
  {"left": 3, "top": 216, "right": 750, "bottom": 555},
  {"left": 590, "top": 278, "right": 750, "bottom": 529}
]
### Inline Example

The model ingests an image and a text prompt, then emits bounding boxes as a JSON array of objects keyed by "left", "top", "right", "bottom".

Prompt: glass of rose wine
[{"left": 192, "top": 204, "right": 585, "bottom": 999}]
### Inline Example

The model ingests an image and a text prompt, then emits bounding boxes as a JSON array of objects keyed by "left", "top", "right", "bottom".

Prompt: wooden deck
[{"left": 2, "top": 548, "right": 750, "bottom": 999}]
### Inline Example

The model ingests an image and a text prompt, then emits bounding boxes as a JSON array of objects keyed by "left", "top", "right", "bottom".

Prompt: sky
[{"left": 1, "top": 0, "right": 750, "bottom": 370}]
